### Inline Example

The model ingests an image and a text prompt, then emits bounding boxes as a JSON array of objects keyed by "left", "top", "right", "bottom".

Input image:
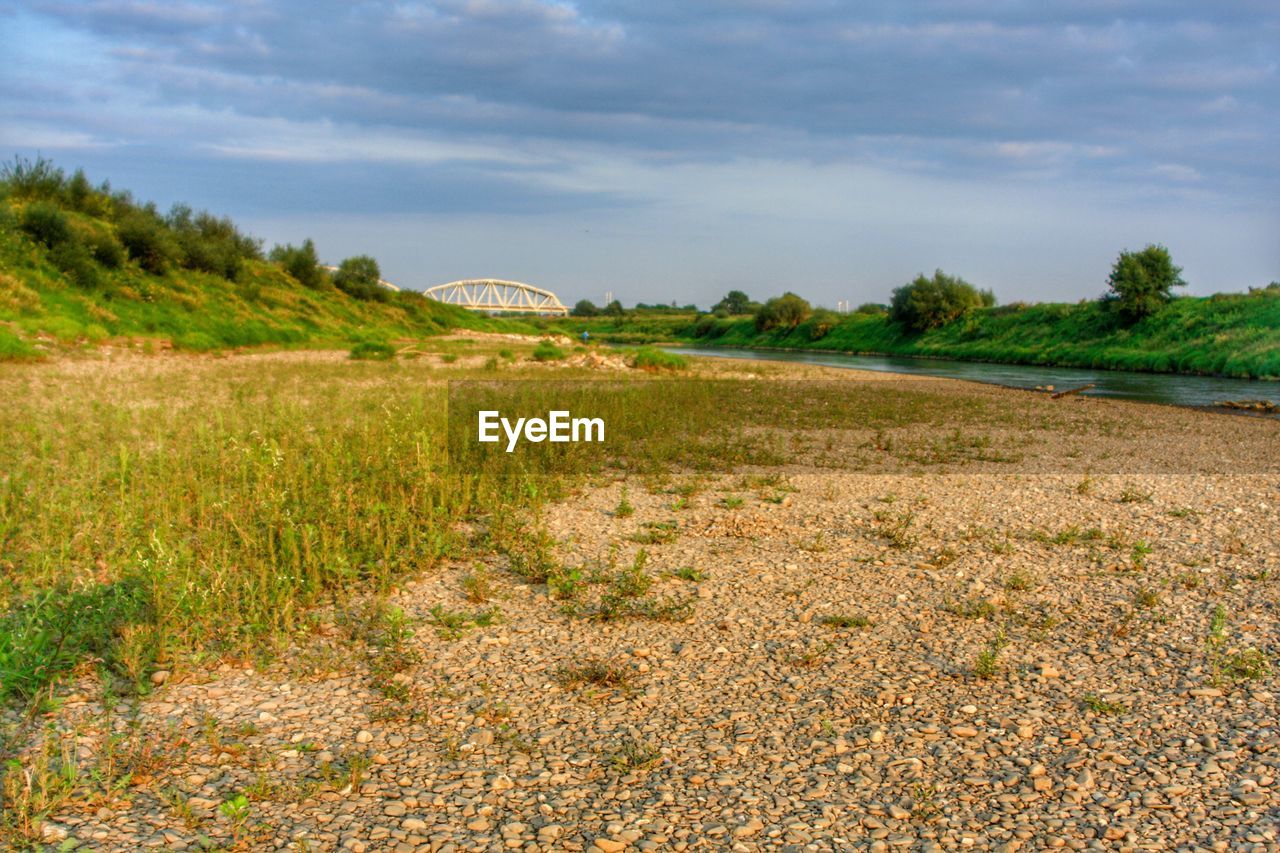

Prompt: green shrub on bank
[
  {"left": 890, "top": 270, "right": 995, "bottom": 331},
  {"left": 350, "top": 341, "right": 397, "bottom": 360},
  {"left": 532, "top": 341, "right": 566, "bottom": 361},
  {"left": 269, "top": 239, "right": 326, "bottom": 289},
  {"left": 630, "top": 347, "right": 688, "bottom": 371},
  {"left": 334, "top": 255, "right": 388, "bottom": 302},
  {"left": 19, "top": 202, "right": 73, "bottom": 248}
]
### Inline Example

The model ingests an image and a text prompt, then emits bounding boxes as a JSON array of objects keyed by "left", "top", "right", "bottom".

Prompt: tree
[
  {"left": 571, "top": 299, "right": 599, "bottom": 317},
  {"left": 332, "top": 255, "right": 387, "bottom": 301},
  {"left": 713, "top": 290, "right": 752, "bottom": 315},
  {"left": 889, "top": 270, "right": 993, "bottom": 332},
  {"left": 270, "top": 239, "right": 325, "bottom": 289},
  {"left": 603, "top": 299, "right": 625, "bottom": 317},
  {"left": 754, "top": 292, "right": 811, "bottom": 332},
  {"left": 1105, "top": 244, "right": 1185, "bottom": 323}
]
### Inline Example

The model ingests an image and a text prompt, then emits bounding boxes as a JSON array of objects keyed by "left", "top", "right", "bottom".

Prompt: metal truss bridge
[{"left": 423, "top": 279, "right": 569, "bottom": 316}]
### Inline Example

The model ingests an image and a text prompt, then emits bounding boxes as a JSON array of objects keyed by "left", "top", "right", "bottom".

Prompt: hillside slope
[{"left": 0, "top": 159, "right": 507, "bottom": 359}]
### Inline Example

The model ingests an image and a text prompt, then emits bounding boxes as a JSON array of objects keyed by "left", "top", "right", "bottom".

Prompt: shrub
[
  {"left": 269, "top": 239, "right": 326, "bottom": 289},
  {"left": 117, "top": 212, "right": 179, "bottom": 275},
  {"left": 49, "top": 242, "right": 101, "bottom": 289},
  {"left": 805, "top": 308, "right": 840, "bottom": 340},
  {"left": 854, "top": 302, "right": 888, "bottom": 316},
  {"left": 603, "top": 300, "right": 625, "bottom": 317},
  {"left": 532, "top": 341, "right": 565, "bottom": 362},
  {"left": 0, "top": 155, "right": 65, "bottom": 202},
  {"left": 333, "top": 255, "right": 388, "bottom": 301},
  {"left": 19, "top": 202, "right": 72, "bottom": 248},
  {"left": 754, "top": 292, "right": 811, "bottom": 331},
  {"left": 349, "top": 341, "right": 397, "bottom": 360},
  {"left": 1105, "top": 244, "right": 1185, "bottom": 323},
  {"left": 88, "top": 230, "right": 126, "bottom": 269},
  {"left": 693, "top": 313, "right": 718, "bottom": 337},
  {"left": 630, "top": 347, "right": 688, "bottom": 371},
  {"left": 890, "top": 270, "right": 994, "bottom": 332},
  {"left": 168, "top": 205, "right": 261, "bottom": 280},
  {"left": 572, "top": 299, "right": 599, "bottom": 317}
]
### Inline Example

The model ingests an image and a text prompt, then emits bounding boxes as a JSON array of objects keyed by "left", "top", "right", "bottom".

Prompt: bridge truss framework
[{"left": 423, "top": 279, "right": 569, "bottom": 316}]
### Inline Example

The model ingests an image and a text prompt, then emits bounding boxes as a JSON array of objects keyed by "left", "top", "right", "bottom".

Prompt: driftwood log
[{"left": 1051, "top": 384, "right": 1095, "bottom": 400}]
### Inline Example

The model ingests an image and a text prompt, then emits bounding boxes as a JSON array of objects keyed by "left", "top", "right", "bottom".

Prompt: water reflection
[{"left": 668, "top": 347, "right": 1279, "bottom": 412}]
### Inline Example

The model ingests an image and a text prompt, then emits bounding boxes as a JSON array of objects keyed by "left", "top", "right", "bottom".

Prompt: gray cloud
[{"left": 3, "top": 1, "right": 1277, "bottom": 303}]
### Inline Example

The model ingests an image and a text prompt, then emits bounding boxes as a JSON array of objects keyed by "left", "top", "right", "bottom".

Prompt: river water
[{"left": 667, "top": 347, "right": 1279, "bottom": 412}]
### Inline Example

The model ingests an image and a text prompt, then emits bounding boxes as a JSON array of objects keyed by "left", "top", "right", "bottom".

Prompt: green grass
[
  {"left": 349, "top": 341, "right": 397, "bottom": 360},
  {"left": 629, "top": 347, "right": 688, "bottom": 371}
]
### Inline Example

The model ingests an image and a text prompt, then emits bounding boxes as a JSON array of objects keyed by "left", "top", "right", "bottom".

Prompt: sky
[{"left": 2, "top": 1, "right": 1277, "bottom": 308}]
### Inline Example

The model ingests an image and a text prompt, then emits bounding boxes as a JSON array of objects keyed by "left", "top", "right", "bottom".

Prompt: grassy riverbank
[
  {"left": 554, "top": 287, "right": 1280, "bottom": 379},
  {"left": 0, "top": 161, "right": 518, "bottom": 359}
]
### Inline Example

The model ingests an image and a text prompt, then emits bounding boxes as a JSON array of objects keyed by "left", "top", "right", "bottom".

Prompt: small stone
[
  {"left": 594, "top": 839, "right": 627, "bottom": 852},
  {"left": 150, "top": 670, "right": 171, "bottom": 686},
  {"left": 951, "top": 726, "right": 979, "bottom": 738},
  {"left": 356, "top": 730, "right": 373, "bottom": 744}
]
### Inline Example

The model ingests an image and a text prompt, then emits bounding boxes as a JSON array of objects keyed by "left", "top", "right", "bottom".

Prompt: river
[{"left": 667, "top": 347, "right": 1279, "bottom": 413}]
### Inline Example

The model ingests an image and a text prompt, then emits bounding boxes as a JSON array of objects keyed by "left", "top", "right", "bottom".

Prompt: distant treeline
[{"left": 557, "top": 254, "right": 1280, "bottom": 379}]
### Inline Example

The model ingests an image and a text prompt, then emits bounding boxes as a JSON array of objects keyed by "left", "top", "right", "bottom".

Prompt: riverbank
[
  {"left": 554, "top": 286, "right": 1280, "bottom": 380},
  {"left": 4, "top": 347, "right": 1278, "bottom": 849}
]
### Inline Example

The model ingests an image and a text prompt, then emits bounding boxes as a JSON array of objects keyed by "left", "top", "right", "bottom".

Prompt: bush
[
  {"left": 117, "top": 211, "right": 179, "bottom": 275},
  {"left": 0, "top": 155, "right": 65, "bottom": 202},
  {"left": 532, "top": 341, "right": 565, "bottom": 361},
  {"left": 805, "top": 309, "right": 840, "bottom": 340},
  {"left": 854, "top": 302, "right": 888, "bottom": 316},
  {"left": 168, "top": 205, "right": 262, "bottom": 280},
  {"left": 349, "top": 341, "right": 397, "bottom": 360},
  {"left": 630, "top": 347, "right": 688, "bottom": 371},
  {"left": 1105, "top": 244, "right": 1186, "bottom": 323},
  {"left": 754, "top": 292, "right": 811, "bottom": 332},
  {"left": 88, "top": 230, "right": 126, "bottom": 269},
  {"left": 693, "top": 313, "right": 718, "bottom": 337},
  {"left": 50, "top": 242, "right": 101, "bottom": 289},
  {"left": 572, "top": 299, "right": 600, "bottom": 317},
  {"left": 603, "top": 300, "right": 625, "bottom": 317},
  {"left": 333, "top": 255, "right": 388, "bottom": 301},
  {"left": 19, "top": 202, "right": 72, "bottom": 248},
  {"left": 269, "top": 239, "right": 326, "bottom": 289},
  {"left": 890, "top": 270, "right": 994, "bottom": 332}
]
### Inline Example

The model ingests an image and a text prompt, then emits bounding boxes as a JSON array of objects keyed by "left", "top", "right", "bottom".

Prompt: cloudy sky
[{"left": 3, "top": 1, "right": 1277, "bottom": 307}]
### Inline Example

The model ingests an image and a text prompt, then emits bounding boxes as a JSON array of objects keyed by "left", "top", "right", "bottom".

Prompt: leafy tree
[
  {"left": 889, "top": 270, "right": 994, "bottom": 332},
  {"left": 1105, "top": 244, "right": 1185, "bottom": 323},
  {"left": 754, "top": 292, "right": 811, "bottom": 331},
  {"left": 269, "top": 239, "right": 325, "bottom": 289},
  {"left": 712, "top": 290, "right": 752, "bottom": 314},
  {"left": 572, "top": 299, "right": 599, "bottom": 317},
  {"left": 603, "top": 299, "right": 625, "bottom": 317},
  {"left": 332, "top": 255, "right": 387, "bottom": 301}
]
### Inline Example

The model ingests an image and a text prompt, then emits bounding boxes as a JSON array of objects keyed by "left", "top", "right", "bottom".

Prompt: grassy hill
[
  {"left": 0, "top": 158, "right": 512, "bottom": 359},
  {"left": 556, "top": 288, "right": 1280, "bottom": 380}
]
